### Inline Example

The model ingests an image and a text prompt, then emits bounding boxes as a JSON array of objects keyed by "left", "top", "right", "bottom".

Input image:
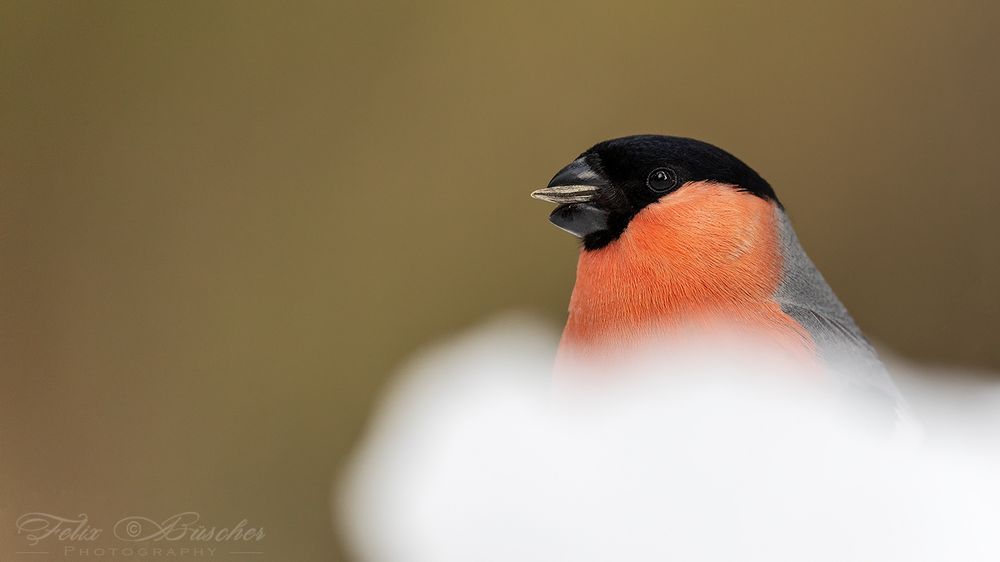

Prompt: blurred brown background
[{"left": 1, "top": 1, "right": 998, "bottom": 560}]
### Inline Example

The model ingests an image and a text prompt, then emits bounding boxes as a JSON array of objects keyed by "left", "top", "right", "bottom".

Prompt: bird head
[{"left": 531, "top": 135, "right": 779, "bottom": 250}]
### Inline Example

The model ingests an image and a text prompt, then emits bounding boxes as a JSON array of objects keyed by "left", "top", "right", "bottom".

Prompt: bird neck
[{"left": 558, "top": 182, "right": 810, "bottom": 358}]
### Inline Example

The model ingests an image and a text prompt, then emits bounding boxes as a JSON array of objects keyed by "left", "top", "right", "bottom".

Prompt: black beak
[{"left": 531, "top": 158, "right": 611, "bottom": 239}]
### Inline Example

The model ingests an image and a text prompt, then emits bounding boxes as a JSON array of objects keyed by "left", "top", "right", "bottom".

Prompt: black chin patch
[{"left": 549, "top": 203, "right": 610, "bottom": 239}]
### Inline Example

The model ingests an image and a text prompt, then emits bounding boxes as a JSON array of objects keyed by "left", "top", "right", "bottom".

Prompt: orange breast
[{"left": 558, "top": 181, "right": 814, "bottom": 367}]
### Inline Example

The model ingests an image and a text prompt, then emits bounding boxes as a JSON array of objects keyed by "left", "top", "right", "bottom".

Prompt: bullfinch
[{"left": 532, "top": 135, "right": 900, "bottom": 406}]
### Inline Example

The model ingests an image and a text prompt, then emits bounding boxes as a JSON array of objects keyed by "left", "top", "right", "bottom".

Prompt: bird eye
[{"left": 646, "top": 168, "right": 678, "bottom": 192}]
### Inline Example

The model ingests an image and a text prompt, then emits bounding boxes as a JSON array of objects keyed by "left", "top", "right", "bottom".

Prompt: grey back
[{"left": 773, "top": 208, "right": 903, "bottom": 410}]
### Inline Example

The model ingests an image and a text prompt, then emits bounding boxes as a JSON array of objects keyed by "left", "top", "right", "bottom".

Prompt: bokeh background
[{"left": 1, "top": 1, "right": 998, "bottom": 560}]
